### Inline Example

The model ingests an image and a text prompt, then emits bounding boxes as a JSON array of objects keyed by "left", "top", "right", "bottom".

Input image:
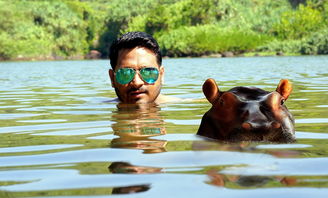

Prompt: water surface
[{"left": 0, "top": 56, "right": 328, "bottom": 197}]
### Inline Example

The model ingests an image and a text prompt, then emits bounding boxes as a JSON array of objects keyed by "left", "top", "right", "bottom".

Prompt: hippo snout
[
  {"left": 241, "top": 121, "right": 281, "bottom": 131},
  {"left": 239, "top": 121, "right": 295, "bottom": 142}
]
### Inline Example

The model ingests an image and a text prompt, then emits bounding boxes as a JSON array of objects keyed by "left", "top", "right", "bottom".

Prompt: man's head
[{"left": 109, "top": 32, "right": 164, "bottom": 104}]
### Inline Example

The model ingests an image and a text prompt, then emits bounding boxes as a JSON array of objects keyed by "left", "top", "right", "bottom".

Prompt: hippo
[{"left": 197, "top": 79, "right": 295, "bottom": 142}]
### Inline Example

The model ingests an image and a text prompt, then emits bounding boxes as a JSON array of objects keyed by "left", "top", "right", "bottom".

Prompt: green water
[{"left": 0, "top": 56, "right": 328, "bottom": 197}]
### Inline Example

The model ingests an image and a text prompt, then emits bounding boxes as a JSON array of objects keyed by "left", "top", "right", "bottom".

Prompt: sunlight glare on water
[{"left": 0, "top": 56, "right": 328, "bottom": 197}]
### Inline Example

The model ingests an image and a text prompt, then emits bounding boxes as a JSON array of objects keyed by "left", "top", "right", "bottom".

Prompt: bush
[
  {"left": 272, "top": 4, "right": 325, "bottom": 39},
  {"left": 97, "top": 0, "right": 164, "bottom": 57},
  {"left": 300, "top": 28, "right": 328, "bottom": 55},
  {"left": 0, "top": 0, "right": 92, "bottom": 60},
  {"left": 257, "top": 39, "right": 305, "bottom": 54},
  {"left": 157, "top": 25, "right": 272, "bottom": 56},
  {"left": 1, "top": 0, "right": 328, "bottom": 60},
  {"left": 30, "top": 1, "right": 89, "bottom": 57}
]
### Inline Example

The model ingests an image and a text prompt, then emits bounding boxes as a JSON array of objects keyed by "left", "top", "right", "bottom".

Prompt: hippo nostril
[
  {"left": 242, "top": 122, "right": 252, "bottom": 131},
  {"left": 271, "top": 122, "right": 281, "bottom": 129}
]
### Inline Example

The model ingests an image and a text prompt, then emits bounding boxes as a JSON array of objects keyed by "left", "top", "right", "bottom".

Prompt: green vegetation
[{"left": 0, "top": 0, "right": 327, "bottom": 60}]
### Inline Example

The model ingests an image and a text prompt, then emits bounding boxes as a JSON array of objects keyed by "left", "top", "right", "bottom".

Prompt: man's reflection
[
  {"left": 108, "top": 161, "right": 163, "bottom": 194},
  {"left": 111, "top": 185, "right": 150, "bottom": 194},
  {"left": 110, "top": 103, "right": 167, "bottom": 153},
  {"left": 109, "top": 161, "right": 163, "bottom": 174}
]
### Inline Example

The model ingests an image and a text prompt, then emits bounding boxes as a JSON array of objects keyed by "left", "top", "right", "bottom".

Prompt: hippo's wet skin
[{"left": 197, "top": 79, "right": 295, "bottom": 142}]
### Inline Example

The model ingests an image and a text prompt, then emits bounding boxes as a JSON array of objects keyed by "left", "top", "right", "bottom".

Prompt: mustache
[{"left": 128, "top": 87, "right": 148, "bottom": 93}]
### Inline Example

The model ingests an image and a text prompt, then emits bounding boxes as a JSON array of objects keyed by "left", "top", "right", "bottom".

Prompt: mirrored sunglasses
[{"left": 115, "top": 67, "right": 159, "bottom": 85}]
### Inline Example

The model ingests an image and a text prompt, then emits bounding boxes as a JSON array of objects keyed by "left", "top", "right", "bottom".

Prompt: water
[{"left": 0, "top": 56, "right": 327, "bottom": 197}]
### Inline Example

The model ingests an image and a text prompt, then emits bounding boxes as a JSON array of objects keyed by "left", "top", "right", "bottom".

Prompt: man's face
[{"left": 109, "top": 47, "right": 164, "bottom": 104}]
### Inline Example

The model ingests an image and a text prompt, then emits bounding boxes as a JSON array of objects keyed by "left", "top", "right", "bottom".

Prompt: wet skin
[
  {"left": 109, "top": 47, "right": 164, "bottom": 104},
  {"left": 197, "top": 79, "right": 295, "bottom": 142}
]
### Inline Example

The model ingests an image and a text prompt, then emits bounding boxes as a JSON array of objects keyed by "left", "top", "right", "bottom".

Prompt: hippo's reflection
[
  {"left": 108, "top": 162, "right": 163, "bottom": 194},
  {"left": 110, "top": 103, "right": 167, "bottom": 153},
  {"left": 206, "top": 169, "right": 297, "bottom": 188}
]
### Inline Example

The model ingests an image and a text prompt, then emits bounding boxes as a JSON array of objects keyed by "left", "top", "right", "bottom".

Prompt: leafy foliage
[
  {"left": 0, "top": 0, "right": 328, "bottom": 60},
  {"left": 157, "top": 25, "right": 272, "bottom": 56},
  {"left": 0, "top": 0, "right": 94, "bottom": 60},
  {"left": 300, "top": 28, "right": 328, "bottom": 55},
  {"left": 272, "top": 4, "right": 325, "bottom": 40}
]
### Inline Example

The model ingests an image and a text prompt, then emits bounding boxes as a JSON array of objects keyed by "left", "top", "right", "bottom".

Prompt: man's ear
[
  {"left": 109, "top": 69, "right": 115, "bottom": 88},
  {"left": 276, "top": 79, "right": 292, "bottom": 100},
  {"left": 203, "top": 78, "right": 220, "bottom": 104},
  {"left": 159, "top": 66, "right": 164, "bottom": 84}
]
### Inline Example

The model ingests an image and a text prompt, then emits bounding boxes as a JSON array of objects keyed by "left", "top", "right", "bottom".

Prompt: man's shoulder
[
  {"left": 104, "top": 94, "right": 189, "bottom": 104},
  {"left": 155, "top": 94, "right": 184, "bottom": 104}
]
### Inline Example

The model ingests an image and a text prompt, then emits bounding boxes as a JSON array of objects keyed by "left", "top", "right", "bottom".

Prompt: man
[{"left": 109, "top": 31, "right": 168, "bottom": 104}]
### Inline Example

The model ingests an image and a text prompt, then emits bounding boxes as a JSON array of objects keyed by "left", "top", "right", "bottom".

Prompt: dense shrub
[
  {"left": 98, "top": 0, "right": 180, "bottom": 57},
  {"left": 271, "top": 4, "right": 325, "bottom": 40},
  {"left": 300, "top": 28, "right": 328, "bottom": 55},
  {"left": 257, "top": 39, "right": 305, "bottom": 54},
  {"left": 157, "top": 25, "right": 272, "bottom": 56},
  {"left": 0, "top": 0, "right": 94, "bottom": 60},
  {"left": 1, "top": 0, "right": 328, "bottom": 60}
]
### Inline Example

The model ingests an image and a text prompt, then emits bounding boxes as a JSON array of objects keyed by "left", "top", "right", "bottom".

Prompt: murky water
[{"left": 0, "top": 56, "right": 327, "bottom": 197}]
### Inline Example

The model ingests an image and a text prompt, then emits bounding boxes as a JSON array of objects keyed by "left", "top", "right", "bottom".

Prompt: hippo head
[{"left": 197, "top": 79, "right": 295, "bottom": 142}]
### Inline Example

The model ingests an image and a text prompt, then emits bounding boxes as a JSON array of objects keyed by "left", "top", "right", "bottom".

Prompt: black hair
[{"left": 109, "top": 31, "right": 162, "bottom": 69}]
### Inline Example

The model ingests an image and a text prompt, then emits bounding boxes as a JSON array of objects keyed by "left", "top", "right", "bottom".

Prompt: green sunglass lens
[
  {"left": 140, "top": 68, "right": 159, "bottom": 84},
  {"left": 116, "top": 68, "right": 135, "bottom": 84}
]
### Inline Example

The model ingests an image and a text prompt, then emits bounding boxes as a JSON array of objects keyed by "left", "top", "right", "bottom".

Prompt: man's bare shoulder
[
  {"left": 104, "top": 94, "right": 201, "bottom": 104},
  {"left": 155, "top": 94, "right": 200, "bottom": 104}
]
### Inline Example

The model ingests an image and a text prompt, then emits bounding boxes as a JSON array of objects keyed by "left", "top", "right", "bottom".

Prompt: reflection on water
[
  {"left": 108, "top": 161, "right": 161, "bottom": 194},
  {"left": 206, "top": 170, "right": 298, "bottom": 188},
  {"left": 110, "top": 103, "right": 167, "bottom": 153},
  {"left": 0, "top": 57, "right": 328, "bottom": 197},
  {"left": 108, "top": 103, "right": 166, "bottom": 193}
]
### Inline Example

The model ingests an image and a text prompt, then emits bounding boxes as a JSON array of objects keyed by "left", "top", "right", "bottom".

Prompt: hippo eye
[{"left": 281, "top": 99, "right": 285, "bottom": 105}]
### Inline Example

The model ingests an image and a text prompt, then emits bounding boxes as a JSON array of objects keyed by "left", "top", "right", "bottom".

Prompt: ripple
[
  {"left": 296, "top": 118, "right": 328, "bottom": 124},
  {"left": 0, "top": 169, "right": 328, "bottom": 197},
  {"left": 0, "top": 144, "right": 82, "bottom": 153},
  {"left": 0, "top": 113, "right": 45, "bottom": 119},
  {"left": 52, "top": 110, "right": 109, "bottom": 115},
  {"left": 300, "top": 90, "right": 328, "bottom": 92},
  {"left": 291, "top": 98, "right": 309, "bottom": 101},
  {"left": 220, "top": 157, "right": 328, "bottom": 176},
  {"left": 0, "top": 105, "right": 29, "bottom": 109},
  {"left": 17, "top": 119, "right": 67, "bottom": 123},
  {"left": 0, "top": 121, "right": 112, "bottom": 134},
  {"left": 87, "top": 134, "right": 118, "bottom": 140},
  {"left": 256, "top": 144, "right": 312, "bottom": 149},
  {"left": 34, "top": 127, "right": 112, "bottom": 136},
  {"left": 317, "top": 105, "right": 328, "bottom": 108},
  {"left": 0, "top": 149, "right": 275, "bottom": 168},
  {"left": 1, "top": 58, "right": 328, "bottom": 197},
  {"left": 165, "top": 119, "right": 200, "bottom": 125},
  {"left": 296, "top": 131, "right": 328, "bottom": 139},
  {"left": 150, "top": 134, "right": 203, "bottom": 141}
]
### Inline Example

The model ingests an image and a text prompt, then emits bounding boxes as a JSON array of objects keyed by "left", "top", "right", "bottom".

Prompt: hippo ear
[
  {"left": 203, "top": 78, "right": 220, "bottom": 104},
  {"left": 276, "top": 79, "right": 292, "bottom": 100}
]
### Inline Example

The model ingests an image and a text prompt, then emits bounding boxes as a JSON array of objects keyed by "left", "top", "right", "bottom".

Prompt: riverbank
[
  {"left": 0, "top": 51, "right": 304, "bottom": 62},
  {"left": 1, "top": 0, "right": 327, "bottom": 61}
]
